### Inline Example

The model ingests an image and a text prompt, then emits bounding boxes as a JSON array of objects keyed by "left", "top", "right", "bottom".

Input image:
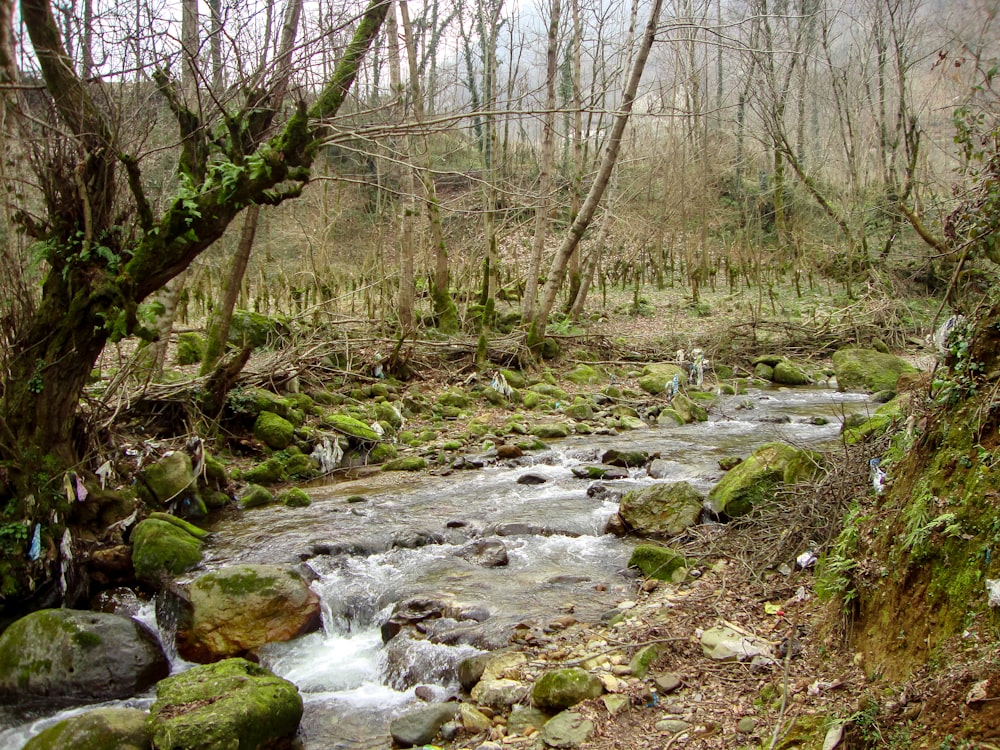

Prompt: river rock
[
  {"left": 517, "top": 472, "right": 548, "bottom": 485},
  {"left": 601, "top": 449, "right": 650, "bottom": 467},
  {"left": 381, "top": 597, "right": 452, "bottom": 642},
  {"left": 531, "top": 422, "right": 572, "bottom": 439},
  {"left": 700, "top": 625, "right": 774, "bottom": 662},
  {"left": 618, "top": 482, "right": 704, "bottom": 536},
  {"left": 166, "top": 564, "right": 321, "bottom": 663},
  {"left": 459, "top": 702, "right": 493, "bottom": 733},
  {"left": 0, "top": 609, "right": 169, "bottom": 705},
  {"left": 147, "top": 657, "right": 302, "bottom": 750},
  {"left": 638, "top": 363, "right": 687, "bottom": 395},
  {"left": 628, "top": 544, "right": 687, "bottom": 581},
  {"left": 571, "top": 464, "right": 628, "bottom": 480},
  {"left": 23, "top": 707, "right": 149, "bottom": 750},
  {"left": 471, "top": 678, "right": 530, "bottom": 708},
  {"left": 458, "top": 653, "right": 491, "bottom": 692},
  {"left": 671, "top": 393, "right": 708, "bottom": 422},
  {"left": 457, "top": 539, "right": 509, "bottom": 567},
  {"left": 540, "top": 710, "right": 595, "bottom": 748},
  {"left": 138, "top": 451, "right": 196, "bottom": 508},
  {"left": 509, "top": 705, "right": 551, "bottom": 735},
  {"left": 707, "top": 442, "right": 822, "bottom": 517},
  {"left": 532, "top": 667, "right": 603, "bottom": 711},
  {"left": 253, "top": 410, "right": 294, "bottom": 450},
  {"left": 772, "top": 360, "right": 812, "bottom": 385},
  {"left": 389, "top": 702, "right": 459, "bottom": 748},
  {"left": 832, "top": 347, "right": 918, "bottom": 392}
]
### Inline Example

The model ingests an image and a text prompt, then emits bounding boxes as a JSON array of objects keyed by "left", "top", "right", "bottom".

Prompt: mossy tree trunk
[{"left": 0, "top": 0, "right": 389, "bottom": 609}]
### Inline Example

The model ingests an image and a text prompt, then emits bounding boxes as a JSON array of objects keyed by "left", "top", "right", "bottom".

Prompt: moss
[
  {"left": 324, "top": 413, "right": 381, "bottom": 441},
  {"left": 382, "top": 457, "right": 427, "bottom": 472},
  {"left": 240, "top": 484, "right": 274, "bottom": 509},
  {"left": 23, "top": 707, "right": 150, "bottom": 750},
  {"left": 71, "top": 630, "right": 102, "bottom": 649},
  {"left": 566, "top": 364, "right": 606, "bottom": 386},
  {"left": 437, "top": 389, "right": 472, "bottom": 408},
  {"left": 531, "top": 423, "right": 571, "bottom": 439},
  {"left": 146, "top": 511, "right": 209, "bottom": 540},
  {"left": 628, "top": 644, "right": 662, "bottom": 678},
  {"left": 243, "top": 457, "right": 285, "bottom": 485},
  {"left": 708, "top": 442, "right": 819, "bottom": 517},
  {"left": 531, "top": 668, "right": 603, "bottom": 711},
  {"left": 130, "top": 518, "right": 203, "bottom": 583},
  {"left": 147, "top": 658, "right": 302, "bottom": 750},
  {"left": 175, "top": 332, "right": 205, "bottom": 365},
  {"left": 277, "top": 488, "right": 311, "bottom": 508},
  {"left": 832, "top": 347, "right": 918, "bottom": 392},
  {"left": 628, "top": 544, "right": 687, "bottom": 581},
  {"left": 280, "top": 451, "right": 317, "bottom": 480}
]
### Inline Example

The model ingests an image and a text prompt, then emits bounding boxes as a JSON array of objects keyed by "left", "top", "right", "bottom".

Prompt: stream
[{"left": 0, "top": 385, "right": 873, "bottom": 749}]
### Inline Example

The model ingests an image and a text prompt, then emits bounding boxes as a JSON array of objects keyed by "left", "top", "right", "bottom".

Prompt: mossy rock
[
  {"left": 563, "top": 401, "right": 594, "bottom": 421},
  {"left": 373, "top": 401, "right": 405, "bottom": 429},
  {"left": 628, "top": 644, "right": 663, "bottom": 678},
  {"left": 531, "top": 667, "right": 603, "bottom": 712},
  {"left": 843, "top": 398, "right": 904, "bottom": 445},
  {"left": 772, "top": 360, "right": 812, "bottom": 386},
  {"left": 531, "top": 422, "right": 571, "bottom": 439},
  {"left": 566, "top": 364, "right": 606, "bottom": 386},
  {"left": 602, "top": 449, "right": 649, "bottom": 467},
  {"left": 753, "top": 362, "right": 774, "bottom": 381},
  {"left": 145, "top": 511, "right": 209, "bottom": 540},
  {"left": 243, "top": 457, "right": 285, "bottom": 485},
  {"left": 382, "top": 457, "right": 427, "bottom": 472},
  {"left": 437, "top": 389, "right": 472, "bottom": 408},
  {"left": 539, "top": 338, "right": 561, "bottom": 359},
  {"left": 832, "top": 347, "right": 918, "bottom": 393},
  {"left": 657, "top": 409, "right": 684, "bottom": 426},
  {"left": 227, "top": 309, "right": 290, "bottom": 349},
  {"left": 202, "top": 454, "right": 229, "bottom": 491},
  {"left": 285, "top": 393, "right": 316, "bottom": 415},
  {"left": 147, "top": 658, "right": 302, "bottom": 750},
  {"left": 131, "top": 518, "right": 203, "bottom": 585},
  {"left": 522, "top": 391, "right": 545, "bottom": 410},
  {"left": 280, "top": 451, "right": 317, "bottom": 480},
  {"left": 500, "top": 369, "right": 527, "bottom": 388},
  {"left": 619, "top": 482, "right": 704, "bottom": 536},
  {"left": 752, "top": 354, "right": 784, "bottom": 367},
  {"left": 517, "top": 438, "right": 549, "bottom": 452},
  {"left": 254, "top": 411, "right": 294, "bottom": 450},
  {"left": 277, "top": 488, "right": 311, "bottom": 508},
  {"left": 628, "top": 544, "right": 687, "bottom": 581},
  {"left": 637, "top": 363, "right": 686, "bottom": 396},
  {"left": 240, "top": 484, "right": 274, "bottom": 509},
  {"left": 139, "top": 452, "right": 196, "bottom": 507},
  {"left": 529, "top": 383, "right": 569, "bottom": 400},
  {"left": 175, "top": 332, "right": 205, "bottom": 366},
  {"left": 248, "top": 390, "right": 304, "bottom": 425},
  {"left": 707, "top": 442, "right": 822, "bottom": 517},
  {"left": 369, "top": 443, "right": 400, "bottom": 462},
  {"left": 325, "top": 413, "right": 381, "bottom": 442},
  {"left": 24, "top": 707, "right": 150, "bottom": 750},
  {"left": 671, "top": 394, "right": 708, "bottom": 423}
]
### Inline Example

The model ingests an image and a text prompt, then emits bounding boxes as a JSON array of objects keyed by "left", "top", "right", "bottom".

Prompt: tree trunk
[{"left": 528, "top": 0, "right": 664, "bottom": 350}]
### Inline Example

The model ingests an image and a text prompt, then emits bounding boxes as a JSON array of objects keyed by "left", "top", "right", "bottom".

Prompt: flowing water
[{"left": 0, "top": 386, "right": 873, "bottom": 749}]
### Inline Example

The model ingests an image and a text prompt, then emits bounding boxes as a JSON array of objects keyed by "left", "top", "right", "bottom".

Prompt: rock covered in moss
[
  {"left": 242, "top": 457, "right": 285, "bottom": 485},
  {"left": 147, "top": 657, "right": 302, "bottom": 750},
  {"left": 325, "top": 413, "right": 381, "bottom": 441},
  {"left": 382, "top": 456, "right": 427, "bottom": 472},
  {"left": 619, "top": 482, "right": 704, "bottom": 536},
  {"left": 566, "top": 364, "right": 606, "bottom": 385},
  {"left": 772, "top": 360, "right": 812, "bottom": 385},
  {"left": 165, "top": 564, "right": 321, "bottom": 663},
  {"left": 707, "top": 442, "right": 823, "bottom": 517},
  {"left": 531, "top": 668, "right": 603, "bottom": 712},
  {"left": 638, "top": 363, "right": 687, "bottom": 395},
  {"left": 240, "top": 484, "right": 274, "bottom": 509},
  {"left": 531, "top": 422, "right": 571, "bottom": 439},
  {"left": 277, "top": 488, "right": 311, "bottom": 508},
  {"left": 0, "top": 609, "right": 169, "bottom": 705},
  {"left": 175, "top": 332, "right": 204, "bottom": 366},
  {"left": 602, "top": 449, "right": 650, "bottom": 467},
  {"left": 832, "top": 347, "right": 918, "bottom": 392},
  {"left": 227, "top": 309, "right": 290, "bottom": 348},
  {"left": 23, "top": 707, "right": 150, "bottom": 750},
  {"left": 138, "top": 451, "right": 196, "bottom": 508},
  {"left": 130, "top": 517, "right": 203, "bottom": 585},
  {"left": 253, "top": 411, "right": 294, "bottom": 450},
  {"left": 670, "top": 393, "right": 708, "bottom": 423},
  {"left": 628, "top": 544, "right": 687, "bottom": 581}
]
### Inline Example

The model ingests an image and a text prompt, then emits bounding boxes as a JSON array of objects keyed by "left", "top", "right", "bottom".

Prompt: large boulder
[
  {"left": 146, "top": 657, "right": 302, "bottom": 750},
  {"left": 707, "top": 442, "right": 822, "bottom": 517},
  {"left": 23, "top": 707, "right": 150, "bottom": 750},
  {"left": 130, "top": 516, "right": 204, "bottom": 586},
  {"left": 253, "top": 411, "right": 294, "bottom": 450},
  {"left": 832, "top": 347, "right": 918, "bottom": 392},
  {"left": 531, "top": 668, "right": 603, "bottom": 712},
  {"left": 772, "top": 360, "right": 812, "bottom": 386},
  {"left": 165, "top": 564, "right": 322, "bottom": 663},
  {"left": 618, "top": 482, "right": 704, "bottom": 536},
  {"left": 0, "top": 609, "right": 169, "bottom": 705},
  {"left": 671, "top": 393, "right": 708, "bottom": 423}
]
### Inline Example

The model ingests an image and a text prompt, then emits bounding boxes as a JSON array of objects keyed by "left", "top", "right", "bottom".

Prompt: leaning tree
[{"left": 0, "top": 0, "right": 390, "bottom": 611}]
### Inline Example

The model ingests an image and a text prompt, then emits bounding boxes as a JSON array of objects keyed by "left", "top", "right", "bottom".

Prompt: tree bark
[{"left": 528, "top": 0, "right": 664, "bottom": 350}]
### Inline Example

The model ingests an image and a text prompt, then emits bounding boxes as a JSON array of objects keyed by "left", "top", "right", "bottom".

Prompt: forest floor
[{"left": 111, "top": 279, "right": 996, "bottom": 749}]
